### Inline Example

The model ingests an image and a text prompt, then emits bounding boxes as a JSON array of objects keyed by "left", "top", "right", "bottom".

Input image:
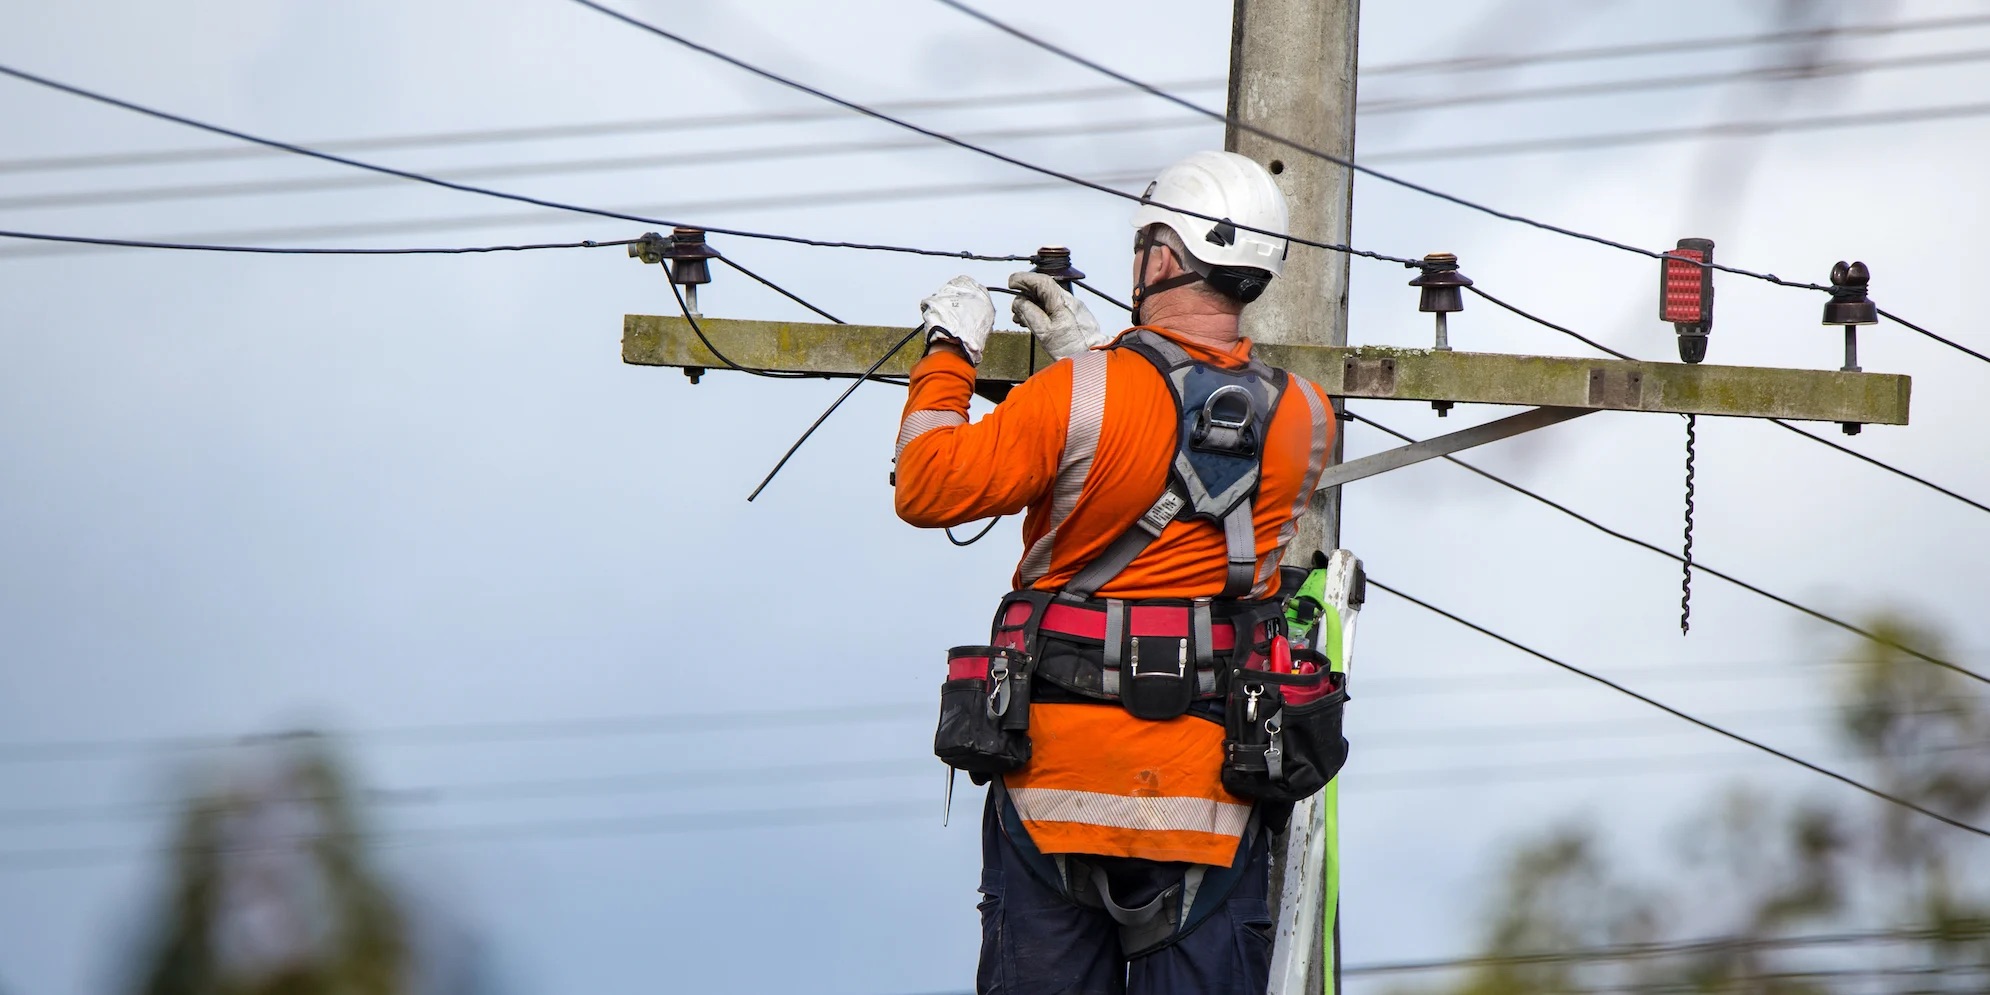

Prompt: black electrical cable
[
  {"left": 0, "top": 800, "right": 937, "bottom": 872},
  {"left": 1341, "top": 926, "right": 1970, "bottom": 977},
  {"left": 1467, "top": 285, "right": 1632, "bottom": 359},
  {"left": 1881, "top": 305, "right": 1990, "bottom": 366},
  {"left": 746, "top": 325, "right": 924, "bottom": 501},
  {"left": 1347, "top": 410, "right": 1990, "bottom": 686},
  {"left": 713, "top": 254, "right": 846, "bottom": 325},
  {"left": 0, "top": 172, "right": 1157, "bottom": 264},
  {"left": 1768, "top": 419, "right": 1990, "bottom": 514},
  {"left": 1365, "top": 11, "right": 1990, "bottom": 77},
  {"left": 13, "top": 732, "right": 1982, "bottom": 831},
  {"left": 1366, "top": 99, "right": 1990, "bottom": 166},
  {"left": 1367, "top": 577, "right": 1990, "bottom": 839},
  {"left": 1359, "top": 47, "right": 1990, "bottom": 116},
  {"left": 946, "top": 517, "right": 1002, "bottom": 546},
  {"left": 0, "top": 702, "right": 935, "bottom": 765},
  {"left": 662, "top": 263, "right": 810, "bottom": 380},
  {"left": 0, "top": 228, "right": 636, "bottom": 255},
  {"left": 1073, "top": 279, "right": 1131, "bottom": 314},
  {"left": 565, "top": 0, "right": 1423, "bottom": 270},
  {"left": 0, "top": 62, "right": 1029, "bottom": 264},
  {"left": 930, "top": 0, "right": 1839, "bottom": 293},
  {"left": 18, "top": 11, "right": 1989, "bottom": 178},
  {"left": 0, "top": 82, "right": 1222, "bottom": 176},
  {"left": 0, "top": 117, "right": 1210, "bottom": 214},
  {"left": 22, "top": 96, "right": 1990, "bottom": 215}
]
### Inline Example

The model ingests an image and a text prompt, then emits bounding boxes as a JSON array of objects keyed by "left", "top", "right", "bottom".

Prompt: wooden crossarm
[{"left": 623, "top": 315, "right": 1911, "bottom": 425}]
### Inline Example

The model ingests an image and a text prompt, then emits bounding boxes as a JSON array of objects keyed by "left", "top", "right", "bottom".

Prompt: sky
[{"left": 2, "top": 0, "right": 1988, "bottom": 992}]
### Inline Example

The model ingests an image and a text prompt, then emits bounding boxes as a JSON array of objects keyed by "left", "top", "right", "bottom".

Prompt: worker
[{"left": 894, "top": 150, "right": 1346, "bottom": 994}]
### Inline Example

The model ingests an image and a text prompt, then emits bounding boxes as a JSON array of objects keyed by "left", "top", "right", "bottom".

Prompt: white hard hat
[{"left": 1130, "top": 151, "right": 1289, "bottom": 279}]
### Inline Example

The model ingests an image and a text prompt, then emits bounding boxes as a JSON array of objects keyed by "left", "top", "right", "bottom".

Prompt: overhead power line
[
  {"left": 16, "top": 52, "right": 1986, "bottom": 197},
  {"left": 17, "top": 95, "right": 1990, "bottom": 217},
  {"left": 1881, "top": 305, "right": 1990, "bottom": 366},
  {"left": 0, "top": 62, "right": 1028, "bottom": 263},
  {"left": 0, "top": 799, "right": 937, "bottom": 872},
  {"left": 1768, "top": 419, "right": 1990, "bottom": 515},
  {"left": 0, "top": 693, "right": 1952, "bottom": 781},
  {"left": 1341, "top": 925, "right": 1973, "bottom": 977},
  {"left": 1348, "top": 409, "right": 1989, "bottom": 687},
  {"left": 1368, "top": 577, "right": 1990, "bottom": 839},
  {"left": 9, "top": 736, "right": 1981, "bottom": 832},
  {"left": 1360, "top": 46, "right": 1990, "bottom": 116},
  {"left": 564, "top": 0, "right": 1422, "bottom": 268},
  {"left": 0, "top": 79, "right": 1225, "bottom": 176},
  {"left": 0, "top": 171, "right": 1155, "bottom": 262},
  {"left": 0, "top": 117, "right": 1210, "bottom": 214},
  {"left": 0, "top": 701, "right": 932, "bottom": 765},
  {"left": 1359, "top": 11, "right": 1990, "bottom": 76},
  {"left": 1363, "top": 99, "right": 1990, "bottom": 165},
  {"left": 0, "top": 229, "right": 634, "bottom": 256},
  {"left": 15, "top": 9, "right": 1990, "bottom": 176},
  {"left": 930, "top": 0, "right": 1842, "bottom": 293}
]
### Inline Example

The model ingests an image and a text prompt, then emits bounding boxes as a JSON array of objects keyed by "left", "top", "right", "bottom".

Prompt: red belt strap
[{"left": 1036, "top": 602, "right": 1240, "bottom": 652}]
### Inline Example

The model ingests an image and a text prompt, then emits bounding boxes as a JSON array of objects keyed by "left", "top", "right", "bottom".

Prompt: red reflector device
[{"left": 1660, "top": 237, "right": 1714, "bottom": 363}]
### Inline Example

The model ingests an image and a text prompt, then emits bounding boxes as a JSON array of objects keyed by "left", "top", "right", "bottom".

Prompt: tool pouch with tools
[
  {"left": 934, "top": 645, "right": 1034, "bottom": 783},
  {"left": 1221, "top": 648, "right": 1349, "bottom": 803}
]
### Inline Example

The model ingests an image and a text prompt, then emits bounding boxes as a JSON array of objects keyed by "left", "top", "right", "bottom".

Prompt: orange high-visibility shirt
[{"left": 895, "top": 326, "right": 1335, "bottom": 865}]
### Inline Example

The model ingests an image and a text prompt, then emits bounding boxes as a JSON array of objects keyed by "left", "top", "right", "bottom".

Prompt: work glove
[
  {"left": 1008, "top": 271, "right": 1107, "bottom": 361},
  {"left": 918, "top": 276, "right": 996, "bottom": 365}
]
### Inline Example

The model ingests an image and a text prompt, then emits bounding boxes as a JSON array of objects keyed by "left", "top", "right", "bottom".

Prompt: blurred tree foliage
[
  {"left": 1393, "top": 614, "right": 1990, "bottom": 995},
  {"left": 131, "top": 734, "right": 409, "bottom": 995}
]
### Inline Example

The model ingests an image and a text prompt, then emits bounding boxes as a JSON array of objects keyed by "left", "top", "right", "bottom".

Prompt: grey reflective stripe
[
  {"left": 1019, "top": 351, "right": 1109, "bottom": 586},
  {"left": 1252, "top": 377, "right": 1333, "bottom": 598},
  {"left": 1221, "top": 502, "right": 1257, "bottom": 596},
  {"left": 1006, "top": 787, "right": 1253, "bottom": 837},
  {"left": 894, "top": 408, "right": 967, "bottom": 459}
]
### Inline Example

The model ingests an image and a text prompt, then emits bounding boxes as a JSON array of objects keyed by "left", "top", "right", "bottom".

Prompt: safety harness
[{"left": 982, "top": 328, "right": 1297, "bottom": 955}]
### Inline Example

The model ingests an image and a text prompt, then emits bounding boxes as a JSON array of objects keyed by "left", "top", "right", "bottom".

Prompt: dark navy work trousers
[{"left": 975, "top": 794, "right": 1275, "bottom": 995}]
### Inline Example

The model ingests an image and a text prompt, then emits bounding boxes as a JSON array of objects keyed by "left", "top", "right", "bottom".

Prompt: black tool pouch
[
  {"left": 1120, "top": 631, "right": 1197, "bottom": 720},
  {"left": 934, "top": 645, "right": 1034, "bottom": 782},
  {"left": 1221, "top": 651, "right": 1349, "bottom": 803}
]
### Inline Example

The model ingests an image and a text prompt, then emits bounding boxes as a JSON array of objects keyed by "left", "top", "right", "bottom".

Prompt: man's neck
[{"left": 1138, "top": 290, "right": 1242, "bottom": 351}]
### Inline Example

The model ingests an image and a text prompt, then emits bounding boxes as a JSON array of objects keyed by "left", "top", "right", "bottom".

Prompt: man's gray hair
[{"left": 1140, "top": 223, "right": 1207, "bottom": 277}]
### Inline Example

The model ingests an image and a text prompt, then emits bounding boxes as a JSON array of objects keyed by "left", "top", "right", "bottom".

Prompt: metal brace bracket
[{"left": 1315, "top": 406, "right": 1595, "bottom": 493}]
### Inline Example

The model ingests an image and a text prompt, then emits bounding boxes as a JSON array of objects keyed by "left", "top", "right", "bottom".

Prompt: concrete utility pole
[
  {"left": 1227, "top": 2, "right": 1360, "bottom": 991},
  {"left": 1226, "top": 0, "right": 1359, "bottom": 566}
]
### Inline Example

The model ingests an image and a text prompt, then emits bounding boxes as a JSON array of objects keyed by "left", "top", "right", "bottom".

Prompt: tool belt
[
  {"left": 933, "top": 590, "right": 1349, "bottom": 803},
  {"left": 992, "top": 590, "right": 1283, "bottom": 718}
]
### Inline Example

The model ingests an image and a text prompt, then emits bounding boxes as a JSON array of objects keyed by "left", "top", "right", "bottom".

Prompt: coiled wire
[{"left": 1681, "top": 414, "right": 1697, "bottom": 634}]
